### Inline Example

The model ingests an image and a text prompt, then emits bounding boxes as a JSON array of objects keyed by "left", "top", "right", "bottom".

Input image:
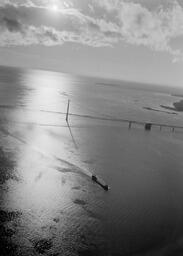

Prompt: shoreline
[
  {"left": 143, "top": 107, "right": 177, "bottom": 115},
  {"left": 161, "top": 99, "right": 183, "bottom": 112}
]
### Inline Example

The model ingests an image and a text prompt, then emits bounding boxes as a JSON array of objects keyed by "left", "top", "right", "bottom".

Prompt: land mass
[
  {"left": 161, "top": 99, "right": 183, "bottom": 112},
  {"left": 171, "top": 94, "right": 183, "bottom": 98},
  {"left": 143, "top": 107, "right": 177, "bottom": 115}
]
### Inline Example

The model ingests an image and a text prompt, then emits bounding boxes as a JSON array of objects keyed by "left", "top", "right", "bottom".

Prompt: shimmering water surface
[{"left": 1, "top": 66, "right": 183, "bottom": 256}]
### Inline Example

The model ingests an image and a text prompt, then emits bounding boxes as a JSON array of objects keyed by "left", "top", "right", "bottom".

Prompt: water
[{"left": 1, "top": 65, "right": 183, "bottom": 255}]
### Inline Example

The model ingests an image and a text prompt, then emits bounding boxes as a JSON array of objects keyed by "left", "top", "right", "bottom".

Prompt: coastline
[
  {"left": 161, "top": 99, "right": 183, "bottom": 112},
  {"left": 143, "top": 107, "right": 177, "bottom": 115}
]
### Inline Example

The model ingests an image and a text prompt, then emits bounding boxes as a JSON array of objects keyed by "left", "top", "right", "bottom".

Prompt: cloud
[
  {"left": 0, "top": 2, "right": 118, "bottom": 47},
  {"left": 95, "top": 0, "right": 183, "bottom": 59},
  {"left": 0, "top": 16, "right": 22, "bottom": 32},
  {"left": 0, "top": 0, "right": 183, "bottom": 61}
]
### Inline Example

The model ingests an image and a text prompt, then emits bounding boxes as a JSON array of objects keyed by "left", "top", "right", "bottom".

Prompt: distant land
[
  {"left": 161, "top": 100, "right": 183, "bottom": 112},
  {"left": 171, "top": 94, "right": 183, "bottom": 98},
  {"left": 143, "top": 107, "right": 177, "bottom": 115}
]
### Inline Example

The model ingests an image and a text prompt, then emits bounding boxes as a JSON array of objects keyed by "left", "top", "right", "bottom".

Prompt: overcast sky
[{"left": 0, "top": 0, "right": 183, "bottom": 87}]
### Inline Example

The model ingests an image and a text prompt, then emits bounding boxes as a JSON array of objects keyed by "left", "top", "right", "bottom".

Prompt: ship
[{"left": 92, "top": 175, "right": 109, "bottom": 191}]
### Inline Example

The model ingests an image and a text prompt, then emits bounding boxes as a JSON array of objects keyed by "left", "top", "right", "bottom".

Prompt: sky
[{"left": 0, "top": 0, "right": 183, "bottom": 87}]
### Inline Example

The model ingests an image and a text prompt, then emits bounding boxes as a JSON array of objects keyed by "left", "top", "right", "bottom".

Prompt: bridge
[{"left": 65, "top": 100, "right": 183, "bottom": 133}]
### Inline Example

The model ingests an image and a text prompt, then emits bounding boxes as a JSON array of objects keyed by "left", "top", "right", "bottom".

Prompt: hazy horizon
[{"left": 1, "top": 63, "right": 183, "bottom": 93}]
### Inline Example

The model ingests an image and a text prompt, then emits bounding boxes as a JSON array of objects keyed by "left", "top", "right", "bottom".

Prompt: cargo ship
[{"left": 92, "top": 175, "right": 109, "bottom": 191}]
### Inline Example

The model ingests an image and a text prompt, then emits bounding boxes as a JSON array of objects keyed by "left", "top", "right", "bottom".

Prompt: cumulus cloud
[{"left": 0, "top": 0, "right": 183, "bottom": 60}]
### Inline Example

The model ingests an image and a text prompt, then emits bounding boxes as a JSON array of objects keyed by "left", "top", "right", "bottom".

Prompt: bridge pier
[{"left": 145, "top": 123, "right": 152, "bottom": 131}]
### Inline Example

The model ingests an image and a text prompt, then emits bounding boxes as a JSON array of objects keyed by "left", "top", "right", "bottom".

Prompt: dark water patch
[
  {"left": 0, "top": 210, "right": 20, "bottom": 255},
  {"left": 73, "top": 199, "right": 87, "bottom": 206},
  {"left": 0, "top": 236, "right": 18, "bottom": 256},
  {"left": 33, "top": 238, "right": 53, "bottom": 254},
  {"left": 4, "top": 227, "right": 16, "bottom": 237},
  {"left": 0, "top": 210, "right": 22, "bottom": 223},
  {"left": 53, "top": 217, "right": 60, "bottom": 223},
  {"left": 0, "top": 147, "right": 18, "bottom": 184},
  {"left": 0, "top": 225, "right": 16, "bottom": 237},
  {"left": 0, "top": 222, "right": 18, "bottom": 256},
  {"left": 72, "top": 186, "right": 81, "bottom": 190}
]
